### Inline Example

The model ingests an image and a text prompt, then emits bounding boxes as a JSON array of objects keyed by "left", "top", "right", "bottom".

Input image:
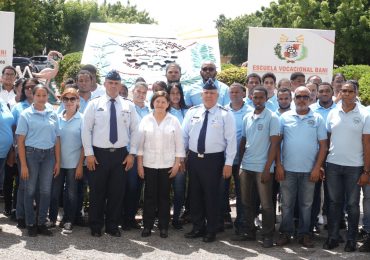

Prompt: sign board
[
  {"left": 248, "top": 27, "right": 335, "bottom": 82},
  {"left": 81, "top": 23, "right": 221, "bottom": 88},
  {"left": 0, "top": 11, "right": 15, "bottom": 73}
]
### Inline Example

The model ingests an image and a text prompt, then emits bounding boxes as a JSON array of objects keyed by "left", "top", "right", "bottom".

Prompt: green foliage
[
  {"left": 55, "top": 51, "right": 82, "bottom": 86},
  {"left": 334, "top": 65, "right": 370, "bottom": 81},
  {"left": 221, "top": 63, "right": 238, "bottom": 70},
  {"left": 216, "top": 67, "right": 247, "bottom": 86},
  {"left": 216, "top": 14, "right": 262, "bottom": 64},
  {"left": 359, "top": 73, "right": 370, "bottom": 106}
]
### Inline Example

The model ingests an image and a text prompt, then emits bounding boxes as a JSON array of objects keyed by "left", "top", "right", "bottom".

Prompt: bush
[
  {"left": 55, "top": 51, "right": 83, "bottom": 87},
  {"left": 221, "top": 63, "right": 238, "bottom": 70},
  {"left": 217, "top": 66, "right": 247, "bottom": 86},
  {"left": 359, "top": 73, "right": 370, "bottom": 106},
  {"left": 334, "top": 65, "right": 370, "bottom": 81}
]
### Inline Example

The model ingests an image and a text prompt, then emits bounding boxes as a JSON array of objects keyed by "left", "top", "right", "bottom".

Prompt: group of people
[{"left": 0, "top": 61, "right": 369, "bottom": 253}]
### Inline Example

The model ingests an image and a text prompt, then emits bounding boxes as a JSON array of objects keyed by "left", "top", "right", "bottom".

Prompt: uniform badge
[
  {"left": 353, "top": 117, "right": 361, "bottom": 125},
  {"left": 257, "top": 124, "right": 263, "bottom": 130},
  {"left": 307, "top": 119, "right": 315, "bottom": 126},
  {"left": 97, "top": 108, "right": 104, "bottom": 111}
]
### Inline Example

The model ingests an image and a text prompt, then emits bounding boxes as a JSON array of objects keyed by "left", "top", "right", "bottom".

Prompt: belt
[
  {"left": 26, "top": 146, "right": 54, "bottom": 152},
  {"left": 93, "top": 146, "right": 125, "bottom": 153},
  {"left": 189, "top": 150, "right": 224, "bottom": 159}
]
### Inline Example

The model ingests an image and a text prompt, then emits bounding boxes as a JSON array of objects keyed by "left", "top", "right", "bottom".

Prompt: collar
[
  {"left": 338, "top": 103, "right": 359, "bottom": 113},
  {"left": 200, "top": 104, "right": 218, "bottom": 114},
  {"left": 291, "top": 108, "right": 313, "bottom": 118},
  {"left": 105, "top": 94, "right": 119, "bottom": 103},
  {"left": 249, "top": 107, "right": 268, "bottom": 120},
  {"left": 31, "top": 104, "right": 53, "bottom": 113},
  {"left": 316, "top": 100, "right": 335, "bottom": 110}
]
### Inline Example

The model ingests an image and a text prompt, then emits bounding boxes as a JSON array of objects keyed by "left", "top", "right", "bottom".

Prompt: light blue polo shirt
[
  {"left": 16, "top": 105, "right": 60, "bottom": 149},
  {"left": 0, "top": 102, "right": 14, "bottom": 158},
  {"left": 59, "top": 111, "right": 83, "bottom": 169},
  {"left": 241, "top": 108, "right": 280, "bottom": 172},
  {"left": 225, "top": 102, "right": 254, "bottom": 165},
  {"left": 135, "top": 104, "right": 151, "bottom": 120},
  {"left": 12, "top": 101, "right": 53, "bottom": 125},
  {"left": 265, "top": 95, "right": 279, "bottom": 112},
  {"left": 184, "top": 79, "right": 230, "bottom": 107},
  {"left": 309, "top": 100, "right": 336, "bottom": 123},
  {"left": 169, "top": 107, "right": 188, "bottom": 124},
  {"left": 280, "top": 109, "right": 327, "bottom": 172},
  {"left": 326, "top": 104, "right": 370, "bottom": 167}
]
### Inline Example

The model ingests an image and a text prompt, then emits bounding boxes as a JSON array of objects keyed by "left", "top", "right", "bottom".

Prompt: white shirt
[
  {"left": 0, "top": 86, "right": 16, "bottom": 106},
  {"left": 137, "top": 113, "right": 185, "bottom": 168},
  {"left": 82, "top": 94, "right": 140, "bottom": 156},
  {"left": 91, "top": 84, "right": 106, "bottom": 99}
]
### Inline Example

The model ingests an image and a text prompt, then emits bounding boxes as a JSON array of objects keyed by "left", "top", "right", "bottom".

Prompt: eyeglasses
[
  {"left": 340, "top": 89, "right": 355, "bottom": 94},
  {"left": 295, "top": 95, "right": 310, "bottom": 100},
  {"left": 201, "top": 67, "right": 215, "bottom": 72},
  {"left": 24, "top": 84, "right": 36, "bottom": 90},
  {"left": 62, "top": 96, "right": 77, "bottom": 103}
]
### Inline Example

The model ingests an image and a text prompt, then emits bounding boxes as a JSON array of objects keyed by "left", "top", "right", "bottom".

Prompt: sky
[{"left": 100, "top": 0, "right": 274, "bottom": 28}]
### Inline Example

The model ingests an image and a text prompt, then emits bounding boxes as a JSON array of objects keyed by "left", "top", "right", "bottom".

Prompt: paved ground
[{"left": 0, "top": 201, "right": 369, "bottom": 259}]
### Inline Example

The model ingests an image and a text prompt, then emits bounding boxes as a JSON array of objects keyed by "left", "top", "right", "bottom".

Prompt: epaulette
[
  {"left": 123, "top": 97, "right": 133, "bottom": 103},
  {"left": 91, "top": 96, "right": 101, "bottom": 100},
  {"left": 189, "top": 105, "right": 201, "bottom": 110},
  {"left": 218, "top": 105, "right": 228, "bottom": 111}
]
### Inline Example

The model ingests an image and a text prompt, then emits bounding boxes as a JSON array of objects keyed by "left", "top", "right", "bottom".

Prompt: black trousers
[
  {"left": 143, "top": 167, "right": 171, "bottom": 230},
  {"left": 188, "top": 151, "right": 224, "bottom": 234},
  {"left": 4, "top": 163, "right": 18, "bottom": 212},
  {"left": 89, "top": 147, "right": 128, "bottom": 231}
]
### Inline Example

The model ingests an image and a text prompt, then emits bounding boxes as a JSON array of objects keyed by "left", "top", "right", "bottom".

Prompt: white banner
[
  {"left": 0, "top": 11, "right": 15, "bottom": 73},
  {"left": 81, "top": 23, "right": 221, "bottom": 88},
  {"left": 248, "top": 27, "right": 335, "bottom": 82}
]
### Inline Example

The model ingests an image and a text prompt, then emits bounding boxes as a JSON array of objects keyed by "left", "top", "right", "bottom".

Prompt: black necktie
[
  {"left": 109, "top": 99, "right": 118, "bottom": 144},
  {"left": 197, "top": 110, "right": 209, "bottom": 154}
]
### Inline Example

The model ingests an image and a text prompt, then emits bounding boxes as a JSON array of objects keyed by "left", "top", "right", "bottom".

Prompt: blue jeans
[
  {"left": 363, "top": 185, "right": 370, "bottom": 233},
  {"left": 326, "top": 162, "right": 362, "bottom": 241},
  {"left": 172, "top": 171, "right": 186, "bottom": 222},
  {"left": 24, "top": 147, "right": 55, "bottom": 226},
  {"left": 49, "top": 168, "right": 78, "bottom": 223},
  {"left": 279, "top": 171, "right": 315, "bottom": 236}
]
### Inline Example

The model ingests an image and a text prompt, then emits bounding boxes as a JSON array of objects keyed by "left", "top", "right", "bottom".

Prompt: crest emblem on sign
[{"left": 274, "top": 34, "right": 308, "bottom": 63}]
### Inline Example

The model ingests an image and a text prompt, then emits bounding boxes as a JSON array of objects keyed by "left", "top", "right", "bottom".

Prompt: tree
[{"left": 216, "top": 14, "right": 262, "bottom": 64}]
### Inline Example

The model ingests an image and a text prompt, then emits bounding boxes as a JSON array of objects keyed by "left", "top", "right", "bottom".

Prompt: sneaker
[
  {"left": 262, "top": 237, "right": 274, "bottom": 248},
  {"left": 45, "top": 221, "right": 56, "bottom": 229},
  {"left": 27, "top": 225, "right": 38, "bottom": 237},
  {"left": 358, "top": 228, "right": 368, "bottom": 242},
  {"left": 299, "top": 234, "right": 315, "bottom": 248},
  {"left": 359, "top": 233, "right": 370, "bottom": 252},
  {"left": 62, "top": 222, "right": 73, "bottom": 234},
  {"left": 37, "top": 225, "right": 53, "bottom": 236},
  {"left": 276, "top": 233, "right": 290, "bottom": 246}
]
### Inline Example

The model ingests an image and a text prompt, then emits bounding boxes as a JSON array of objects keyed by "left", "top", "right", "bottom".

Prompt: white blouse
[{"left": 137, "top": 112, "right": 185, "bottom": 168}]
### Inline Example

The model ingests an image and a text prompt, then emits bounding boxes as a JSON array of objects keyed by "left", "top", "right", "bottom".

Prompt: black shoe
[
  {"left": 231, "top": 232, "right": 256, "bottom": 241},
  {"left": 3, "top": 209, "right": 11, "bottom": 216},
  {"left": 172, "top": 221, "right": 183, "bottom": 230},
  {"left": 141, "top": 228, "right": 151, "bottom": 237},
  {"left": 359, "top": 234, "right": 370, "bottom": 252},
  {"left": 17, "top": 219, "right": 26, "bottom": 229},
  {"left": 203, "top": 233, "right": 216, "bottom": 243},
  {"left": 27, "top": 225, "right": 38, "bottom": 237},
  {"left": 323, "top": 238, "right": 339, "bottom": 250},
  {"left": 37, "top": 225, "right": 53, "bottom": 236},
  {"left": 184, "top": 229, "right": 205, "bottom": 239},
  {"left": 91, "top": 229, "right": 102, "bottom": 237},
  {"left": 106, "top": 229, "right": 121, "bottom": 237},
  {"left": 160, "top": 229, "right": 168, "bottom": 238},
  {"left": 344, "top": 240, "right": 357, "bottom": 252}
]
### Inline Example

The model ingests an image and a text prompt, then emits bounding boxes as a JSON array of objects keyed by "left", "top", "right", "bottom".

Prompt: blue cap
[
  {"left": 105, "top": 70, "right": 121, "bottom": 81},
  {"left": 203, "top": 78, "right": 217, "bottom": 90}
]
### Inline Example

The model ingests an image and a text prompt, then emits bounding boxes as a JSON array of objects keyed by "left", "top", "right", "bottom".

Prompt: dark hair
[
  {"left": 305, "top": 82, "right": 319, "bottom": 91},
  {"left": 277, "top": 87, "right": 292, "bottom": 98},
  {"left": 166, "top": 62, "right": 182, "bottom": 74},
  {"left": 77, "top": 70, "right": 93, "bottom": 81},
  {"left": 135, "top": 77, "right": 146, "bottom": 83},
  {"left": 122, "top": 83, "right": 128, "bottom": 92},
  {"left": 230, "top": 82, "right": 246, "bottom": 92},
  {"left": 20, "top": 78, "right": 40, "bottom": 102},
  {"left": 167, "top": 82, "right": 187, "bottom": 109},
  {"left": 32, "top": 83, "right": 49, "bottom": 95},
  {"left": 277, "top": 78, "right": 291, "bottom": 89},
  {"left": 344, "top": 80, "right": 359, "bottom": 91},
  {"left": 307, "top": 75, "right": 322, "bottom": 84},
  {"left": 81, "top": 64, "right": 97, "bottom": 76},
  {"left": 262, "top": 72, "right": 276, "bottom": 84},
  {"left": 251, "top": 85, "right": 268, "bottom": 98},
  {"left": 2, "top": 65, "right": 16, "bottom": 75},
  {"left": 246, "top": 73, "right": 261, "bottom": 84},
  {"left": 332, "top": 73, "right": 346, "bottom": 82},
  {"left": 318, "top": 82, "right": 333, "bottom": 91},
  {"left": 152, "top": 81, "right": 167, "bottom": 91},
  {"left": 290, "top": 72, "right": 305, "bottom": 81},
  {"left": 150, "top": 90, "right": 170, "bottom": 111}
]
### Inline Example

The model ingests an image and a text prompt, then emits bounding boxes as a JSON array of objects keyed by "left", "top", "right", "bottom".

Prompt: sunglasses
[
  {"left": 340, "top": 89, "right": 355, "bottom": 94},
  {"left": 62, "top": 96, "right": 78, "bottom": 103},
  {"left": 201, "top": 67, "right": 215, "bottom": 72},
  {"left": 295, "top": 95, "right": 310, "bottom": 100}
]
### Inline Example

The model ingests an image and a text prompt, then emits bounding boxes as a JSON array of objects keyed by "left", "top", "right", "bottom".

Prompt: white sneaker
[{"left": 62, "top": 222, "right": 73, "bottom": 234}]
